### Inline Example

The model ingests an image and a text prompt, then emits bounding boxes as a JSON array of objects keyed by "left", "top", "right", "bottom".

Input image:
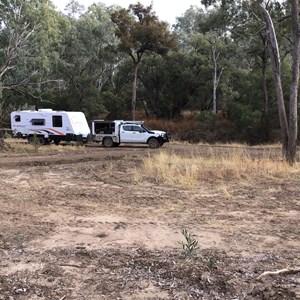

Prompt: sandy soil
[{"left": 0, "top": 142, "right": 299, "bottom": 299}]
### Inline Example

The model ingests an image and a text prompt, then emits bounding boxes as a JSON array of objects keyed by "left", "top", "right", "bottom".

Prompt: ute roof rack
[{"left": 122, "top": 120, "right": 144, "bottom": 125}]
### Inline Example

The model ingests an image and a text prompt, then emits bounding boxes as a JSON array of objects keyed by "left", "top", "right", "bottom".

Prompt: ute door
[{"left": 120, "top": 125, "right": 148, "bottom": 143}]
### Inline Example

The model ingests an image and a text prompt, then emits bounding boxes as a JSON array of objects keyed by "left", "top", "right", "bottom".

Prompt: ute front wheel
[
  {"left": 103, "top": 137, "right": 114, "bottom": 147},
  {"left": 148, "top": 138, "right": 159, "bottom": 149}
]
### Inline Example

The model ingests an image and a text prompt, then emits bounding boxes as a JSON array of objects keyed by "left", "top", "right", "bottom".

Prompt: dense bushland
[{"left": 0, "top": 1, "right": 297, "bottom": 145}]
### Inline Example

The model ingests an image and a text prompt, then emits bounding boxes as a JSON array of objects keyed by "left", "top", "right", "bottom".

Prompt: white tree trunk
[
  {"left": 131, "top": 62, "right": 139, "bottom": 120},
  {"left": 287, "top": 0, "right": 300, "bottom": 164},
  {"left": 258, "top": 1, "right": 289, "bottom": 158}
]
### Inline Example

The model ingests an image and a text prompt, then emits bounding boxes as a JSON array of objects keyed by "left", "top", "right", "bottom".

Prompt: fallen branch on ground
[
  {"left": 59, "top": 263, "right": 83, "bottom": 268},
  {"left": 257, "top": 267, "right": 300, "bottom": 280}
]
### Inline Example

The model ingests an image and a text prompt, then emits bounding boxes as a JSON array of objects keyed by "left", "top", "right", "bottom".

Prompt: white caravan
[{"left": 11, "top": 109, "right": 91, "bottom": 145}]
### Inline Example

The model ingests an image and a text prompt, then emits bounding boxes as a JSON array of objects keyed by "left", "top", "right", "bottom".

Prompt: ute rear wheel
[
  {"left": 103, "top": 137, "right": 114, "bottom": 147},
  {"left": 148, "top": 137, "right": 159, "bottom": 149}
]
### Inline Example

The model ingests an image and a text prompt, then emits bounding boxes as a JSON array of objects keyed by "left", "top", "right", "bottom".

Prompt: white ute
[
  {"left": 91, "top": 120, "right": 170, "bottom": 148},
  {"left": 11, "top": 109, "right": 91, "bottom": 145}
]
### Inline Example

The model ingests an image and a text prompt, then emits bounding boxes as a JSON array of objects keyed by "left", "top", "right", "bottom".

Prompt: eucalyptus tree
[
  {"left": 255, "top": 0, "right": 300, "bottom": 164},
  {"left": 0, "top": 0, "right": 68, "bottom": 127},
  {"left": 201, "top": 0, "right": 300, "bottom": 163},
  {"left": 174, "top": 6, "right": 239, "bottom": 114},
  {"left": 0, "top": 0, "right": 34, "bottom": 88},
  {"left": 139, "top": 52, "right": 211, "bottom": 118},
  {"left": 58, "top": 3, "right": 119, "bottom": 118},
  {"left": 64, "top": 0, "right": 85, "bottom": 17},
  {"left": 229, "top": 1, "right": 292, "bottom": 119},
  {"left": 111, "top": 2, "right": 177, "bottom": 120}
]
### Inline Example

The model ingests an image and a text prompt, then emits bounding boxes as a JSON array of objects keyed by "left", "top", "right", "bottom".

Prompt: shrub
[
  {"left": 179, "top": 228, "right": 199, "bottom": 258},
  {"left": 228, "top": 102, "right": 262, "bottom": 142}
]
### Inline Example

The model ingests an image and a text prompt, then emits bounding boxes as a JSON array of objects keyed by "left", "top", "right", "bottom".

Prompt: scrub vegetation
[{"left": 136, "top": 147, "right": 300, "bottom": 187}]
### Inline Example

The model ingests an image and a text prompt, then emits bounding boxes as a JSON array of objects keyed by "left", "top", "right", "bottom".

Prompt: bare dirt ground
[{"left": 0, "top": 142, "right": 299, "bottom": 299}]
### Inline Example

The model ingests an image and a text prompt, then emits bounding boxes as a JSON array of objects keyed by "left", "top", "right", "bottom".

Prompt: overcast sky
[{"left": 52, "top": 0, "right": 203, "bottom": 25}]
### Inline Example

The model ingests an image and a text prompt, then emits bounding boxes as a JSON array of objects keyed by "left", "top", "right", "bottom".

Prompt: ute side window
[
  {"left": 14, "top": 115, "right": 21, "bottom": 122},
  {"left": 123, "top": 125, "right": 132, "bottom": 131},
  {"left": 31, "top": 119, "right": 45, "bottom": 126},
  {"left": 52, "top": 115, "right": 63, "bottom": 127},
  {"left": 132, "top": 125, "right": 141, "bottom": 132}
]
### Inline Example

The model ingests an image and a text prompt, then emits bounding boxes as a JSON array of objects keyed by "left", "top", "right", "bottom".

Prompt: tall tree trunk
[
  {"left": 287, "top": 0, "right": 300, "bottom": 164},
  {"left": 262, "top": 62, "right": 269, "bottom": 114},
  {"left": 261, "top": 53, "right": 271, "bottom": 140},
  {"left": 258, "top": 2, "right": 289, "bottom": 158},
  {"left": 212, "top": 45, "right": 218, "bottom": 114},
  {"left": 211, "top": 41, "right": 224, "bottom": 114},
  {"left": 260, "top": 34, "right": 269, "bottom": 115},
  {"left": 131, "top": 62, "right": 139, "bottom": 120}
]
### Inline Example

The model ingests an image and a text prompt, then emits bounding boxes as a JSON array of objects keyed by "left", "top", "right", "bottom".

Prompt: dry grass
[
  {"left": 135, "top": 149, "right": 300, "bottom": 188},
  {"left": 0, "top": 138, "right": 85, "bottom": 156},
  {"left": 212, "top": 142, "right": 282, "bottom": 149}
]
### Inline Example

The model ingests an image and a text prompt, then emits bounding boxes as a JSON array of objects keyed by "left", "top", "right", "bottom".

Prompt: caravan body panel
[{"left": 11, "top": 109, "right": 91, "bottom": 143}]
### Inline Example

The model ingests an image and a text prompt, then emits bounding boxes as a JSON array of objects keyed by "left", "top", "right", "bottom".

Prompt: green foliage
[
  {"left": 207, "top": 256, "right": 218, "bottom": 270},
  {"left": 0, "top": 0, "right": 295, "bottom": 146},
  {"left": 101, "top": 91, "right": 127, "bottom": 119},
  {"left": 139, "top": 52, "right": 211, "bottom": 118},
  {"left": 179, "top": 228, "right": 199, "bottom": 258},
  {"left": 197, "top": 110, "right": 220, "bottom": 132},
  {"left": 29, "top": 134, "right": 41, "bottom": 152},
  {"left": 3, "top": 131, "right": 11, "bottom": 139},
  {"left": 197, "top": 111, "right": 215, "bottom": 123},
  {"left": 111, "top": 3, "right": 178, "bottom": 62},
  {"left": 111, "top": 3, "right": 178, "bottom": 118},
  {"left": 45, "top": 3, "right": 119, "bottom": 119},
  {"left": 229, "top": 102, "right": 262, "bottom": 141}
]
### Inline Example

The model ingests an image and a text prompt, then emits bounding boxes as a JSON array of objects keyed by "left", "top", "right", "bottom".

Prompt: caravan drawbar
[{"left": 10, "top": 109, "right": 91, "bottom": 145}]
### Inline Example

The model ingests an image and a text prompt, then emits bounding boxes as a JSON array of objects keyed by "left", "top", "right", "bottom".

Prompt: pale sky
[{"left": 52, "top": 0, "right": 203, "bottom": 25}]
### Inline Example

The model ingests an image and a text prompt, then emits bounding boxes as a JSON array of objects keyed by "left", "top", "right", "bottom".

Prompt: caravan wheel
[
  {"left": 38, "top": 137, "right": 46, "bottom": 145},
  {"left": 29, "top": 136, "right": 45, "bottom": 145}
]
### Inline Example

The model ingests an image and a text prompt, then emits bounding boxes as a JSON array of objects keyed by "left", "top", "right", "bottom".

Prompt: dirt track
[{"left": 0, "top": 142, "right": 299, "bottom": 299}]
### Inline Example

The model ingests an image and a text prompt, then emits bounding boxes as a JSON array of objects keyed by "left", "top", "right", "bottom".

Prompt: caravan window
[
  {"left": 14, "top": 115, "right": 21, "bottom": 122},
  {"left": 31, "top": 119, "right": 45, "bottom": 126},
  {"left": 52, "top": 115, "right": 62, "bottom": 127}
]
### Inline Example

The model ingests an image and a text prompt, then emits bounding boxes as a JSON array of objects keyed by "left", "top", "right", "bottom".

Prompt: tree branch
[{"left": 257, "top": 267, "right": 300, "bottom": 280}]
